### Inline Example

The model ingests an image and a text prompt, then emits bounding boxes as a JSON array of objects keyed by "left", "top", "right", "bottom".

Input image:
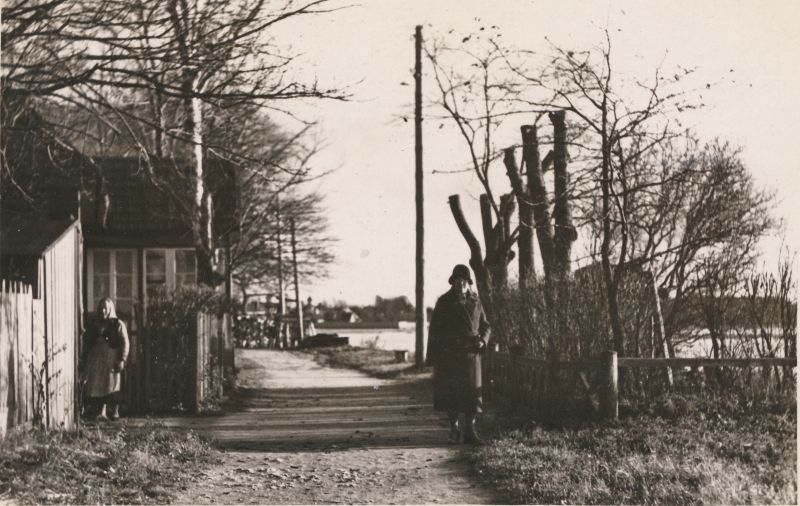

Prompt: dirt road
[{"left": 159, "top": 349, "right": 502, "bottom": 504}]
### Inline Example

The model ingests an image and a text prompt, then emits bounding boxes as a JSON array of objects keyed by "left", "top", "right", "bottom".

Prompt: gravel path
[{"left": 163, "top": 349, "right": 502, "bottom": 504}]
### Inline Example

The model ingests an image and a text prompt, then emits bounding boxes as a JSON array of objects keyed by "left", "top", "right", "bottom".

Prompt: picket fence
[{"left": 1, "top": 281, "right": 75, "bottom": 438}]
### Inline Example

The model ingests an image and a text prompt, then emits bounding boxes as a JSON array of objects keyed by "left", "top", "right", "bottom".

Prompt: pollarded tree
[
  {"left": 425, "top": 33, "right": 521, "bottom": 314},
  {"left": 507, "top": 33, "right": 703, "bottom": 357}
]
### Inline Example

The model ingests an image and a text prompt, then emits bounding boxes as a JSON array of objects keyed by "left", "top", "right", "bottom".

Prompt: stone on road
[{"left": 167, "top": 349, "right": 501, "bottom": 504}]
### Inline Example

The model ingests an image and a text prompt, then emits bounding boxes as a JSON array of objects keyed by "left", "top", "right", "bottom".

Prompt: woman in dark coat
[
  {"left": 426, "top": 264, "right": 490, "bottom": 444},
  {"left": 80, "top": 297, "right": 130, "bottom": 421}
]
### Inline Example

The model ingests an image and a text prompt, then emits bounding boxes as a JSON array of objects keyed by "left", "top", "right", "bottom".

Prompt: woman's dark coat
[
  {"left": 426, "top": 289, "right": 490, "bottom": 414},
  {"left": 80, "top": 318, "right": 129, "bottom": 399}
]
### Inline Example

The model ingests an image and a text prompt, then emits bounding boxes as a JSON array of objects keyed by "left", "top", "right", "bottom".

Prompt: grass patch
[
  {"left": 472, "top": 404, "right": 797, "bottom": 504},
  {"left": 0, "top": 421, "right": 217, "bottom": 504},
  {"left": 303, "top": 345, "right": 430, "bottom": 380}
]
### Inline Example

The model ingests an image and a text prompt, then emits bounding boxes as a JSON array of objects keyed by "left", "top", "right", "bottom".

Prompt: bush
[
  {"left": 489, "top": 269, "right": 796, "bottom": 415},
  {"left": 492, "top": 267, "right": 652, "bottom": 360}
]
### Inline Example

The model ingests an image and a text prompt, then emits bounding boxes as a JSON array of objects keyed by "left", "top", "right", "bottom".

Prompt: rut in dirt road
[{"left": 163, "top": 349, "right": 504, "bottom": 504}]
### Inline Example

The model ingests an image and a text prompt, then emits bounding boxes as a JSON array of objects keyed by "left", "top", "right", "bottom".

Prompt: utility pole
[
  {"left": 414, "top": 25, "right": 427, "bottom": 368},
  {"left": 276, "top": 209, "right": 286, "bottom": 316},
  {"left": 290, "top": 218, "right": 304, "bottom": 342}
]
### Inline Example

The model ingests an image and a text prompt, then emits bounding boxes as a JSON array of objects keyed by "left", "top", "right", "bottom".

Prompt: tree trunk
[
  {"left": 648, "top": 268, "right": 673, "bottom": 386},
  {"left": 184, "top": 72, "right": 218, "bottom": 286},
  {"left": 291, "top": 218, "right": 304, "bottom": 341},
  {"left": 503, "top": 148, "right": 534, "bottom": 288},
  {"left": 169, "top": 0, "right": 218, "bottom": 286},
  {"left": 600, "top": 108, "right": 626, "bottom": 356},
  {"left": 276, "top": 210, "right": 286, "bottom": 315},
  {"left": 520, "top": 125, "right": 556, "bottom": 281},
  {"left": 549, "top": 111, "right": 575, "bottom": 277},
  {"left": 448, "top": 195, "right": 495, "bottom": 322}
]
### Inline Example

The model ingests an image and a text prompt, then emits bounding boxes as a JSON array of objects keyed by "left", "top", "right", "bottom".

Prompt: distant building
[{"left": 342, "top": 308, "right": 362, "bottom": 323}]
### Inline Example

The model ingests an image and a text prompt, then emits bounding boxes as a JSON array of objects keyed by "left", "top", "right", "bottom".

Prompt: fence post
[
  {"left": 600, "top": 350, "right": 618, "bottom": 420},
  {"left": 509, "top": 344, "right": 524, "bottom": 405},
  {"left": 543, "top": 350, "right": 560, "bottom": 419},
  {"left": 485, "top": 342, "right": 498, "bottom": 400},
  {"left": 193, "top": 313, "right": 203, "bottom": 413}
]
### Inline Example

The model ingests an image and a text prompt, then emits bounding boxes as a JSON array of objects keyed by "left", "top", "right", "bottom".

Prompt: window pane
[
  {"left": 115, "top": 299, "right": 133, "bottom": 319},
  {"left": 116, "top": 274, "right": 133, "bottom": 299},
  {"left": 116, "top": 251, "right": 133, "bottom": 275},
  {"left": 176, "top": 250, "right": 196, "bottom": 274},
  {"left": 94, "top": 251, "right": 110, "bottom": 274},
  {"left": 93, "top": 274, "right": 110, "bottom": 301},
  {"left": 146, "top": 251, "right": 167, "bottom": 299},
  {"left": 146, "top": 251, "right": 166, "bottom": 281}
]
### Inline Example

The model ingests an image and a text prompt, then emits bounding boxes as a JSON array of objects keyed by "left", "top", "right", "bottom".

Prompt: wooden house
[
  {"left": 4, "top": 156, "right": 237, "bottom": 414},
  {"left": 78, "top": 157, "right": 237, "bottom": 322},
  {"left": 76, "top": 157, "right": 237, "bottom": 411}
]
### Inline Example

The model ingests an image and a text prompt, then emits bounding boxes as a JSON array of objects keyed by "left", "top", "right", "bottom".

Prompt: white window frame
[
  {"left": 86, "top": 248, "right": 138, "bottom": 314},
  {"left": 142, "top": 248, "right": 197, "bottom": 307}
]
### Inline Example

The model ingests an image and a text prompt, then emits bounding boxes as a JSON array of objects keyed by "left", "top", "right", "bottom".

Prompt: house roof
[
  {"left": 75, "top": 156, "right": 237, "bottom": 247},
  {"left": 1, "top": 213, "right": 78, "bottom": 256}
]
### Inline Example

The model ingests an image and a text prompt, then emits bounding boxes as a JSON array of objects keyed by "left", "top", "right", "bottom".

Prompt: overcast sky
[{"left": 270, "top": 0, "right": 800, "bottom": 306}]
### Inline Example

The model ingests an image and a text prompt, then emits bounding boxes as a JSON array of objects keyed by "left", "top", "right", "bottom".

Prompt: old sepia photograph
[{"left": 1, "top": 0, "right": 797, "bottom": 504}]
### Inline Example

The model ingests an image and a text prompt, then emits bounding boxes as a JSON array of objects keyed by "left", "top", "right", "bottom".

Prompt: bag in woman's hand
[{"left": 103, "top": 318, "right": 124, "bottom": 349}]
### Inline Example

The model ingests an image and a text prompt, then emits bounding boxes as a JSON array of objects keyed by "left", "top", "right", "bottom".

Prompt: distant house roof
[{"left": 1, "top": 213, "right": 78, "bottom": 256}]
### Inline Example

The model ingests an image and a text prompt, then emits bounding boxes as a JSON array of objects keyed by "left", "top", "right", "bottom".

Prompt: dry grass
[
  {"left": 472, "top": 403, "right": 796, "bottom": 505},
  {"left": 0, "top": 421, "right": 217, "bottom": 504}
]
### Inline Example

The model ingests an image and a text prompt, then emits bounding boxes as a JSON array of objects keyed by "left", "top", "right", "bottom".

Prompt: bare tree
[
  {"left": 425, "top": 33, "right": 524, "bottom": 316},
  {"left": 232, "top": 188, "right": 336, "bottom": 300},
  {"left": 506, "top": 33, "right": 702, "bottom": 356},
  {"left": 2, "top": 0, "right": 347, "bottom": 285},
  {"left": 621, "top": 139, "right": 776, "bottom": 349}
]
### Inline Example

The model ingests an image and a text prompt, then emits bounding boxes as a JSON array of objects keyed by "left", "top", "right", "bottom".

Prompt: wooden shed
[{"left": 1, "top": 212, "right": 83, "bottom": 431}]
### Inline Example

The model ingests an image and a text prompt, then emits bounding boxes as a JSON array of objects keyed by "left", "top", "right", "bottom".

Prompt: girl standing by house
[{"left": 80, "top": 297, "right": 130, "bottom": 420}]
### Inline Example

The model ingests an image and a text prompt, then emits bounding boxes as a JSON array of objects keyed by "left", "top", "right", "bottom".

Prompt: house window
[
  {"left": 143, "top": 249, "right": 197, "bottom": 305},
  {"left": 145, "top": 250, "right": 167, "bottom": 300},
  {"left": 175, "top": 250, "right": 197, "bottom": 287},
  {"left": 87, "top": 249, "right": 137, "bottom": 319}
]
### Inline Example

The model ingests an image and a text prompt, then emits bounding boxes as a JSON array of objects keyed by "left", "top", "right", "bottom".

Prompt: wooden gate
[{"left": 139, "top": 311, "right": 231, "bottom": 413}]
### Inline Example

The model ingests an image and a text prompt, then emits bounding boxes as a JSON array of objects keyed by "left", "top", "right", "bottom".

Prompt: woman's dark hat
[{"left": 448, "top": 264, "right": 473, "bottom": 285}]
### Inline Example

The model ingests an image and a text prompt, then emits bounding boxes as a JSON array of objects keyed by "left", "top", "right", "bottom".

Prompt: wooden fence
[
  {"left": 194, "top": 312, "right": 229, "bottom": 409},
  {"left": 489, "top": 347, "right": 797, "bottom": 419},
  {"left": 1, "top": 281, "right": 75, "bottom": 438},
  {"left": 136, "top": 311, "right": 232, "bottom": 413}
]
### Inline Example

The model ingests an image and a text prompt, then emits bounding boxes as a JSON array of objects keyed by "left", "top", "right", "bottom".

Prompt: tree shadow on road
[{"left": 176, "top": 381, "right": 454, "bottom": 453}]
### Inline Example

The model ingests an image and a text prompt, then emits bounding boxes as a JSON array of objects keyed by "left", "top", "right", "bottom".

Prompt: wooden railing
[{"left": 489, "top": 347, "right": 797, "bottom": 419}]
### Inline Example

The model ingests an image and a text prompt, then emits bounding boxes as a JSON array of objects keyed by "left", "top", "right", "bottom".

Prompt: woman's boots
[
  {"left": 448, "top": 413, "right": 483, "bottom": 444},
  {"left": 464, "top": 414, "right": 483, "bottom": 444},
  {"left": 447, "top": 413, "right": 462, "bottom": 444}
]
